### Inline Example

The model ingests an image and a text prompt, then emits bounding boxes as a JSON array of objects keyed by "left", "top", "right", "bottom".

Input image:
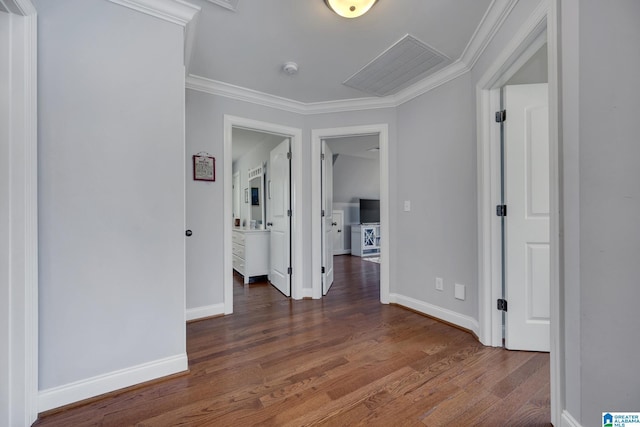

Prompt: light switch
[
  {"left": 455, "top": 283, "right": 466, "bottom": 300},
  {"left": 403, "top": 200, "right": 411, "bottom": 212}
]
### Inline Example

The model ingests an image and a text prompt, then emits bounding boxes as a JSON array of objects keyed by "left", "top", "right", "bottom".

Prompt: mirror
[{"left": 247, "top": 163, "right": 266, "bottom": 229}]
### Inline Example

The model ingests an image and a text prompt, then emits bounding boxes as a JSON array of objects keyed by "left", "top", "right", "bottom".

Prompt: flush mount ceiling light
[{"left": 324, "top": 0, "right": 378, "bottom": 18}]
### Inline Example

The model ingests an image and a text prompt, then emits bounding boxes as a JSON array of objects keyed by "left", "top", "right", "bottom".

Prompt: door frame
[
  {"left": 2, "top": 2, "right": 39, "bottom": 425},
  {"left": 223, "top": 115, "right": 304, "bottom": 312},
  {"left": 475, "top": 1, "right": 560, "bottom": 425},
  {"left": 311, "top": 124, "right": 389, "bottom": 302}
]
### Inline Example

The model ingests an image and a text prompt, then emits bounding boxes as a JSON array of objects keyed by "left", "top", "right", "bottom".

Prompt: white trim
[
  {"left": 206, "top": 0, "right": 238, "bottom": 12},
  {"left": 2, "top": 2, "right": 38, "bottom": 425},
  {"left": 107, "top": 0, "right": 200, "bottom": 71},
  {"left": 185, "top": 0, "right": 517, "bottom": 115},
  {"left": 300, "top": 288, "right": 314, "bottom": 299},
  {"left": 38, "top": 354, "right": 188, "bottom": 413},
  {"left": 108, "top": 0, "right": 200, "bottom": 27},
  {"left": 186, "top": 303, "right": 225, "bottom": 321},
  {"left": 460, "top": 0, "right": 518, "bottom": 68},
  {"left": 388, "top": 294, "right": 480, "bottom": 336},
  {"left": 561, "top": 410, "right": 583, "bottom": 427},
  {"left": 475, "top": 1, "right": 561, "bottom": 426},
  {"left": 223, "top": 116, "right": 304, "bottom": 312},
  {"left": 311, "top": 125, "right": 389, "bottom": 303}
]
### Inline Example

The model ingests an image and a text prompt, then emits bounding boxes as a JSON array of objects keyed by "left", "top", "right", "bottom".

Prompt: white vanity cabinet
[
  {"left": 351, "top": 223, "right": 381, "bottom": 257},
  {"left": 232, "top": 229, "right": 270, "bottom": 283}
]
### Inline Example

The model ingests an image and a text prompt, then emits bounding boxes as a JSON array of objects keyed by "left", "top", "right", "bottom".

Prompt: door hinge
[
  {"left": 287, "top": 210, "right": 292, "bottom": 217},
  {"left": 495, "top": 110, "right": 506, "bottom": 123},
  {"left": 321, "top": 153, "right": 325, "bottom": 161},
  {"left": 287, "top": 151, "right": 292, "bottom": 160},
  {"left": 287, "top": 267, "right": 292, "bottom": 275},
  {"left": 497, "top": 299, "right": 508, "bottom": 312},
  {"left": 496, "top": 205, "right": 507, "bottom": 217},
  {"left": 321, "top": 209, "right": 325, "bottom": 217},
  {"left": 321, "top": 266, "right": 325, "bottom": 274}
]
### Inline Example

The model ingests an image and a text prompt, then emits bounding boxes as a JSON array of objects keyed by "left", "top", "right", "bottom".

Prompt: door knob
[
  {"left": 266, "top": 222, "right": 273, "bottom": 227},
  {"left": 332, "top": 222, "right": 337, "bottom": 226},
  {"left": 337, "top": 230, "right": 342, "bottom": 233},
  {"left": 185, "top": 230, "right": 193, "bottom": 237}
]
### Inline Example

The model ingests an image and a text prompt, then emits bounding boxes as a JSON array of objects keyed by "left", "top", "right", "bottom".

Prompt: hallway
[{"left": 35, "top": 255, "right": 550, "bottom": 426}]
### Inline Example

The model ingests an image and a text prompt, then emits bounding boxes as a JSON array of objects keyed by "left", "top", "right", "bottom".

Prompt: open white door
[
  {"left": 504, "top": 83, "right": 550, "bottom": 352},
  {"left": 268, "top": 139, "right": 291, "bottom": 296},
  {"left": 322, "top": 141, "right": 334, "bottom": 295},
  {"left": 332, "top": 210, "right": 345, "bottom": 254}
]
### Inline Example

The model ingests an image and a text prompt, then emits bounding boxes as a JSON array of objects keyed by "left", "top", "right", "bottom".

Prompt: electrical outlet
[
  {"left": 455, "top": 283, "right": 466, "bottom": 300},
  {"left": 435, "top": 277, "right": 443, "bottom": 291},
  {"left": 403, "top": 200, "right": 411, "bottom": 212}
]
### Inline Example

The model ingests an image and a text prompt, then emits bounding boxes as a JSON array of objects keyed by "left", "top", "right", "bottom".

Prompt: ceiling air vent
[{"left": 343, "top": 34, "right": 450, "bottom": 97}]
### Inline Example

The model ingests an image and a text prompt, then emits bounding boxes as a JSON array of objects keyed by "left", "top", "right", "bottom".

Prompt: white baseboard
[
  {"left": 561, "top": 410, "right": 583, "bottom": 427},
  {"left": 389, "top": 293, "right": 480, "bottom": 336},
  {"left": 333, "top": 249, "right": 351, "bottom": 255},
  {"left": 301, "top": 287, "right": 314, "bottom": 299},
  {"left": 186, "top": 303, "right": 225, "bottom": 321},
  {"left": 38, "top": 353, "right": 188, "bottom": 413}
]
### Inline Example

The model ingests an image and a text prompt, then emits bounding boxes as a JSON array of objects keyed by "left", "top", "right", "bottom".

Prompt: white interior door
[
  {"left": 504, "top": 83, "right": 550, "bottom": 352},
  {"left": 268, "top": 139, "right": 291, "bottom": 296},
  {"left": 332, "top": 210, "right": 344, "bottom": 254},
  {"left": 322, "top": 141, "right": 334, "bottom": 295}
]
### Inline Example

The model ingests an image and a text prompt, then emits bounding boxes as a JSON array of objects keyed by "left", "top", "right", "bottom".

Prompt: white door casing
[
  {"left": 322, "top": 141, "right": 334, "bottom": 295},
  {"left": 269, "top": 139, "right": 291, "bottom": 297},
  {"left": 332, "top": 210, "right": 345, "bottom": 254},
  {"left": 504, "top": 83, "right": 550, "bottom": 352},
  {"left": 310, "top": 124, "right": 389, "bottom": 302}
]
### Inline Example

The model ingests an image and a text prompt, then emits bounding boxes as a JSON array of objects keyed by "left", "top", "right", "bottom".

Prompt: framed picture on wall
[{"left": 193, "top": 155, "right": 215, "bottom": 181}]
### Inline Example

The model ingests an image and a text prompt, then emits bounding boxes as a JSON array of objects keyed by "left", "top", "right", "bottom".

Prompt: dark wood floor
[{"left": 35, "top": 255, "right": 550, "bottom": 426}]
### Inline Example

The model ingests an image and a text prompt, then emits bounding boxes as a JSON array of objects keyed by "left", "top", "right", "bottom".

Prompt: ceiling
[{"left": 187, "top": 0, "right": 494, "bottom": 104}]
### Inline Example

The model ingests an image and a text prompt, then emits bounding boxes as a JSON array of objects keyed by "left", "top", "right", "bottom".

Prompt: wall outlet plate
[
  {"left": 455, "top": 283, "right": 465, "bottom": 300},
  {"left": 435, "top": 277, "right": 443, "bottom": 291}
]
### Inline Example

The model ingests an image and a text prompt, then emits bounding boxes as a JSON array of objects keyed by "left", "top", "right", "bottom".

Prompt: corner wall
[
  {"left": 36, "top": 0, "right": 188, "bottom": 410},
  {"left": 561, "top": 0, "right": 640, "bottom": 424}
]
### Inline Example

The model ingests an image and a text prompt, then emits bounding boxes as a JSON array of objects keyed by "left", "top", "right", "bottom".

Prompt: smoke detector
[{"left": 282, "top": 61, "right": 299, "bottom": 75}]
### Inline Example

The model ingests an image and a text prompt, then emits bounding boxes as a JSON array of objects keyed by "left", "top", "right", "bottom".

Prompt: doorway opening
[
  {"left": 476, "top": 2, "right": 560, "bottom": 424},
  {"left": 230, "top": 128, "right": 291, "bottom": 298},
  {"left": 311, "top": 124, "right": 389, "bottom": 302},
  {"left": 223, "top": 116, "right": 304, "bottom": 314}
]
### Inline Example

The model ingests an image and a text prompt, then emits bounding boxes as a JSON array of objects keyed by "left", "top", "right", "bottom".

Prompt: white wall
[
  {"left": 333, "top": 154, "right": 380, "bottom": 204},
  {"left": 185, "top": 91, "right": 304, "bottom": 309},
  {"left": 395, "top": 73, "right": 478, "bottom": 318},
  {"left": 36, "top": 0, "right": 187, "bottom": 408},
  {"left": 561, "top": 0, "right": 640, "bottom": 424},
  {"left": 505, "top": 43, "right": 547, "bottom": 85}
]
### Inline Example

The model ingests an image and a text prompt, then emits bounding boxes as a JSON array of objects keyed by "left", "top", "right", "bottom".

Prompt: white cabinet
[
  {"left": 351, "top": 224, "right": 380, "bottom": 257},
  {"left": 232, "top": 229, "right": 270, "bottom": 283}
]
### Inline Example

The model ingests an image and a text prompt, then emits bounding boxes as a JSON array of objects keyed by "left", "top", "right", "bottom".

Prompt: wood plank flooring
[{"left": 35, "top": 255, "right": 550, "bottom": 426}]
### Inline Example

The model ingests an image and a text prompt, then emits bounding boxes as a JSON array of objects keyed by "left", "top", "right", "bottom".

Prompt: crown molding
[
  {"left": 108, "top": 0, "right": 200, "bottom": 27},
  {"left": 186, "top": 0, "right": 517, "bottom": 114},
  {"left": 392, "top": 60, "right": 470, "bottom": 106},
  {"left": 2, "top": 0, "right": 36, "bottom": 15},
  {"left": 460, "top": 0, "right": 518, "bottom": 68}
]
